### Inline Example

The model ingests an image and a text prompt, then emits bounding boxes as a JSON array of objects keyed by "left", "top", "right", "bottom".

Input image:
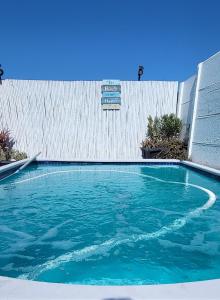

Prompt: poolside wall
[
  {"left": 177, "top": 75, "right": 197, "bottom": 142},
  {"left": 179, "top": 51, "right": 220, "bottom": 169},
  {"left": 0, "top": 80, "right": 178, "bottom": 160}
]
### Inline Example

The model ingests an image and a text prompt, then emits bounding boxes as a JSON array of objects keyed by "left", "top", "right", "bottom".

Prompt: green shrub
[
  {"left": 147, "top": 116, "right": 160, "bottom": 139},
  {"left": 147, "top": 114, "right": 182, "bottom": 139},
  {"left": 142, "top": 114, "right": 186, "bottom": 160},
  {"left": 159, "top": 114, "right": 182, "bottom": 138}
]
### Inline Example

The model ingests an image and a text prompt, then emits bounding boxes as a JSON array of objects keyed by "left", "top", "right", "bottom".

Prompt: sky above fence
[{"left": 1, "top": 0, "right": 220, "bottom": 81}]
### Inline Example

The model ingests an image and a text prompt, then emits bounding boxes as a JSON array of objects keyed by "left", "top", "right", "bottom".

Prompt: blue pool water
[{"left": 0, "top": 163, "right": 220, "bottom": 285}]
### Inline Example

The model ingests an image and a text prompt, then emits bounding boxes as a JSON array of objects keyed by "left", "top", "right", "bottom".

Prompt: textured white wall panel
[
  {"left": 197, "top": 83, "right": 220, "bottom": 116},
  {"left": 193, "top": 115, "right": 220, "bottom": 145},
  {"left": 199, "top": 52, "right": 220, "bottom": 89},
  {"left": 190, "top": 144, "right": 220, "bottom": 169},
  {"left": 190, "top": 51, "right": 220, "bottom": 168},
  {"left": 0, "top": 80, "right": 178, "bottom": 160},
  {"left": 178, "top": 75, "right": 197, "bottom": 140}
]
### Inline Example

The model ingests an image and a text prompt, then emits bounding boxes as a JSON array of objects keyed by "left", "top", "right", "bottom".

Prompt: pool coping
[
  {"left": 0, "top": 276, "right": 220, "bottom": 299},
  {"left": 181, "top": 160, "right": 220, "bottom": 179},
  {"left": 0, "top": 159, "right": 30, "bottom": 173},
  {"left": 34, "top": 159, "right": 220, "bottom": 179},
  {"left": 1, "top": 158, "right": 220, "bottom": 299},
  {"left": 36, "top": 158, "right": 181, "bottom": 164},
  {"left": 1, "top": 159, "right": 220, "bottom": 178},
  {"left": 0, "top": 153, "right": 41, "bottom": 180},
  {"left": 0, "top": 158, "right": 30, "bottom": 180}
]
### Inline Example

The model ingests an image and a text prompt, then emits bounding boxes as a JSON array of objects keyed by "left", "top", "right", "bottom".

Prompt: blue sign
[
  {"left": 101, "top": 79, "right": 121, "bottom": 109},
  {"left": 102, "top": 92, "right": 121, "bottom": 98},
  {"left": 101, "top": 97, "right": 121, "bottom": 104},
  {"left": 101, "top": 85, "right": 121, "bottom": 92}
]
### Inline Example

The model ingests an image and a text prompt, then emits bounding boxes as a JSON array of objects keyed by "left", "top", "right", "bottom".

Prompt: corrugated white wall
[
  {"left": 0, "top": 80, "right": 178, "bottom": 160},
  {"left": 188, "top": 52, "right": 220, "bottom": 168},
  {"left": 177, "top": 75, "right": 197, "bottom": 142}
]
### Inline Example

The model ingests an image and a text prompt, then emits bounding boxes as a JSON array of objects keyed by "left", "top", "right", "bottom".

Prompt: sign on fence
[{"left": 101, "top": 80, "right": 121, "bottom": 110}]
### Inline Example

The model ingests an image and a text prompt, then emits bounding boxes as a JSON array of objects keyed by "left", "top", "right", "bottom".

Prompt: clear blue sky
[{"left": 1, "top": 0, "right": 220, "bottom": 81}]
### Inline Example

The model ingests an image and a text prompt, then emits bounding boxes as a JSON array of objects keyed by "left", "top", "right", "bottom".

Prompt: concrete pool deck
[
  {"left": 0, "top": 276, "right": 220, "bottom": 299},
  {"left": 0, "top": 159, "right": 220, "bottom": 299}
]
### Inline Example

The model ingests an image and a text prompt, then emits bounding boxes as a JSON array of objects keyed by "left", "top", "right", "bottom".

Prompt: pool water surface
[{"left": 0, "top": 163, "right": 219, "bottom": 285}]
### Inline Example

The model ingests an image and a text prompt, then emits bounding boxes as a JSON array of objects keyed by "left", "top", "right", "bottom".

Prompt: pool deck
[
  {"left": 0, "top": 158, "right": 220, "bottom": 299},
  {"left": 0, "top": 276, "right": 220, "bottom": 299}
]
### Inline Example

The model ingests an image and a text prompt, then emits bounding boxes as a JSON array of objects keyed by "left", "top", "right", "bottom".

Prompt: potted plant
[
  {"left": 0, "top": 129, "right": 27, "bottom": 165},
  {"left": 141, "top": 114, "right": 187, "bottom": 160}
]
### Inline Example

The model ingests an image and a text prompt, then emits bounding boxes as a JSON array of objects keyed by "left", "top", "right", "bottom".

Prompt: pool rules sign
[{"left": 101, "top": 80, "right": 121, "bottom": 110}]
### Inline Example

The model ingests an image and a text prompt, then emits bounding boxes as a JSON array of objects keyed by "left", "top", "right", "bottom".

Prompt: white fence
[
  {"left": 2, "top": 52, "right": 219, "bottom": 166},
  {"left": 0, "top": 80, "right": 178, "bottom": 160},
  {"left": 178, "top": 51, "right": 220, "bottom": 169}
]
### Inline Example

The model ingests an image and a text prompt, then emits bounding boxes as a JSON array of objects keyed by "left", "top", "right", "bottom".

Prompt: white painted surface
[
  {"left": 0, "top": 276, "right": 220, "bottom": 300},
  {"left": 182, "top": 160, "right": 220, "bottom": 177},
  {"left": 178, "top": 51, "right": 220, "bottom": 168},
  {"left": 178, "top": 75, "right": 197, "bottom": 142},
  {"left": 189, "top": 52, "right": 220, "bottom": 168},
  {"left": 15, "top": 152, "right": 41, "bottom": 172},
  {"left": 199, "top": 51, "right": 220, "bottom": 89},
  {"left": 0, "top": 80, "right": 178, "bottom": 161},
  {"left": 0, "top": 159, "right": 29, "bottom": 175},
  {"left": 188, "top": 64, "right": 202, "bottom": 158},
  {"left": 0, "top": 153, "right": 40, "bottom": 181}
]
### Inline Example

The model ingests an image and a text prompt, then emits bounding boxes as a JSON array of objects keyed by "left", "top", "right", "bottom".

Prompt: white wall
[
  {"left": 178, "top": 51, "right": 220, "bottom": 169},
  {"left": 0, "top": 80, "right": 178, "bottom": 160},
  {"left": 187, "top": 51, "right": 220, "bottom": 168},
  {"left": 177, "top": 75, "right": 197, "bottom": 142}
]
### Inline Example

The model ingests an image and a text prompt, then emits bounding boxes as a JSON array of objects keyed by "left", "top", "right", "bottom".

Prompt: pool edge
[
  {"left": 181, "top": 160, "right": 220, "bottom": 180},
  {"left": 0, "top": 276, "right": 220, "bottom": 299}
]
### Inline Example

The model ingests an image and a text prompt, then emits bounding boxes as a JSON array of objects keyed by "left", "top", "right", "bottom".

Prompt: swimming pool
[{"left": 0, "top": 163, "right": 219, "bottom": 285}]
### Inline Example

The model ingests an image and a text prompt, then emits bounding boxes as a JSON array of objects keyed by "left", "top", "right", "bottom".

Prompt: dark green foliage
[
  {"left": 147, "top": 116, "right": 160, "bottom": 139},
  {"left": 159, "top": 114, "right": 182, "bottom": 138},
  {"left": 147, "top": 114, "right": 182, "bottom": 139}
]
